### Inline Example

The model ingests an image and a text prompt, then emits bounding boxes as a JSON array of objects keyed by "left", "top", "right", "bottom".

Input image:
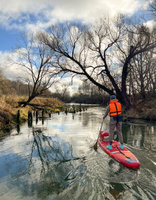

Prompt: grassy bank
[
  {"left": 124, "top": 98, "right": 156, "bottom": 121},
  {"left": 0, "top": 95, "right": 64, "bottom": 134}
]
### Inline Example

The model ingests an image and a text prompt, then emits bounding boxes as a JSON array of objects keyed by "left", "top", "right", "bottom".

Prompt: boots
[
  {"left": 120, "top": 144, "right": 124, "bottom": 149},
  {"left": 107, "top": 143, "right": 124, "bottom": 150},
  {"left": 107, "top": 143, "right": 112, "bottom": 150}
]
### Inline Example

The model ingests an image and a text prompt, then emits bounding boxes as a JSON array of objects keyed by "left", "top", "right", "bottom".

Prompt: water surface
[{"left": 0, "top": 106, "right": 156, "bottom": 200}]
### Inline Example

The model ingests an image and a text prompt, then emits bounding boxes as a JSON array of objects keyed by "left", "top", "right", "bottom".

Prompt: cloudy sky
[
  {"left": 0, "top": 0, "right": 154, "bottom": 94},
  {"left": 0, "top": 0, "right": 146, "bottom": 51}
]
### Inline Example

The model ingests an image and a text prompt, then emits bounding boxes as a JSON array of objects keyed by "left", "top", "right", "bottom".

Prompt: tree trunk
[{"left": 22, "top": 95, "right": 37, "bottom": 107}]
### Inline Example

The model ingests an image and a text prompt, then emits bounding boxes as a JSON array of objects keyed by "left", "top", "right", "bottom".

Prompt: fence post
[
  {"left": 28, "top": 111, "right": 32, "bottom": 121},
  {"left": 42, "top": 109, "right": 44, "bottom": 118},
  {"left": 36, "top": 110, "right": 38, "bottom": 124},
  {"left": 28, "top": 111, "right": 33, "bottom": 127},
  {"left": 17, "top": 110, "right": 20, "bottom": 124}
]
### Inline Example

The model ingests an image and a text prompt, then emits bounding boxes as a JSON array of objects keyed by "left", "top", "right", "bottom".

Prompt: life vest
[{"left": 109, "top": 99, "right": 122, "bottom": 117}]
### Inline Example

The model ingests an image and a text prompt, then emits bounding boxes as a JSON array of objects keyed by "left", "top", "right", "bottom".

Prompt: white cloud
[
  {"left": 144, "top": 20, "right": 156, "bottom": 31},
  {"left": 0, "top": 0, "right": 141, "bottom": 31},
  {"left": 51, "top": 76, "right": 83, "bottom": 95},
  {"left": 0, "top": 51, "right": 29, "bottom": 80}
]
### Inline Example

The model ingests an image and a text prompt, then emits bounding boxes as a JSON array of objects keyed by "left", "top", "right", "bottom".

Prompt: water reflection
[
  {"left": 29, "top": 127, "right": 83, "bottom": 175},
  {"left": 25, "top": 125, "right": 89, "bottom": 199},
  {"left": 124, "top": 122, "right": 156, "bottom": 152},
  {"left": 0, "top": 106, "right": 156, "bottom": 200}
]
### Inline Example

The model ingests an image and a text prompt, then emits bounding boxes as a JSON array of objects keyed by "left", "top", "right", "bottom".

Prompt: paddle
[
  {"left": 115, "top": 145, "right": 131, "bottom": 160},
  {"left": 93, "top": 118, "right": 104, "bottom": 150}
]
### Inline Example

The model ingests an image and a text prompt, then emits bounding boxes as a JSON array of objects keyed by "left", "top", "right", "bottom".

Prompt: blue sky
[
  {"left": 0, "top": 28, "right": 20, "bottom": 51},
  {"left": 0, "top": 0, "right": 149, "bottom": 53},
  {"left": 0, "top": 0, "right": 154, "bottom": 93}
]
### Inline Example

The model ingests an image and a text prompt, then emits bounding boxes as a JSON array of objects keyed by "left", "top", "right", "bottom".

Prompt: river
[{"left": 0, "top": 105, "right": 156, "bottom": 200}]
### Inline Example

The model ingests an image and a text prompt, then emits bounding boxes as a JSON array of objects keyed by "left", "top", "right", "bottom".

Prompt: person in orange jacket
[{"left": 103, "top": 95, "right": 124, "bottom": 150}]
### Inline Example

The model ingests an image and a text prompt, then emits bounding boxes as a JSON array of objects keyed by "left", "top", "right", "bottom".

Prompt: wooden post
[
  {"left": 72, "top": 105, "right": 76, "bottom": 113},
  {"left": 17, "top": 110, "right": 20, "bottom": 124},
  {"left": 16, "top": 124, "right": 20, "bottom": 133},
  {"left": 28, "top": 111, "right": 32, "bottom": 121},
  {"left": 79, "top": 103, "right": 82, "bottom": 112},
  {"left": 42, "top": 109, "right": 44, "bottom": 118},
  {"left": 28, "top": 111, "right": 32, "bottom": 127},
  {"left": 36, "top": 110, "right": 38, "bottom": 124},
  {"left": 49, "top": 112, "right": 51, "bottom": 117},
  {"left": 36, "top": 110, "right": 38, "bottom": 119},
  {"left": 65, "top": 108, "right": 68, "bottom": 115}
]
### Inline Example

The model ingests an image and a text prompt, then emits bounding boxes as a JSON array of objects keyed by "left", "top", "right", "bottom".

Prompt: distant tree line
[
  {"left": 0, "top": 72, "right": 28, "bottom": 96},
  {"left": 0, "top": 71, "right": 109, "bottom": 105},
  {"left": 0, "top": 71, "right": 51, "bottom": 97},
  {"left": 51, "top": 81, "right": 110, "bottom": 104},
  {"left": 71, "top": 81, "right": 110, "bottom": 104}
]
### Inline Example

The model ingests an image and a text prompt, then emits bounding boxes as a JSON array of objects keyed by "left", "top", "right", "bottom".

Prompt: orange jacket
[{"left": 109, "top": 99, "right": 122, "bottom": 117}]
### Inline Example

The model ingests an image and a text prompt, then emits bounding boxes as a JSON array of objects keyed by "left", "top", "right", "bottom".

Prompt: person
[{"left": 103, "top": 95, "right": 124, "bottom": 150}]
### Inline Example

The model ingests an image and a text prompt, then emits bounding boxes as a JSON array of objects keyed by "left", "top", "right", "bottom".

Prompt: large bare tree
[
  {"left": 13, "top": 33, "right": 59, "bottom": 107},
  {"left": 37, "top": 18, "right": 156, "bottom": 110}
]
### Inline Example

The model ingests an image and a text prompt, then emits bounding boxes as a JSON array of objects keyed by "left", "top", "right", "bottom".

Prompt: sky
[{"left": 0, "top": 0, "right": 154, "bottom": 94}]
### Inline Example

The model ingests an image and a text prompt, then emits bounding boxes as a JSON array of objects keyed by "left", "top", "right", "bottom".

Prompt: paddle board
[{"left": 98, "top": 130, "right": 140, "bottom": 169}]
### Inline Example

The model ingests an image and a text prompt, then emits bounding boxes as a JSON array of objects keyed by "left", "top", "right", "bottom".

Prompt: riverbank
[
  {"left": 124, "top": 98, "right": 156, "bottom": 121},
  {"left": 0, "top": 95, "right": 64, "bottom": 134},
  {"left": 0, "top": 97, "right": 155, "bottom": 135}
]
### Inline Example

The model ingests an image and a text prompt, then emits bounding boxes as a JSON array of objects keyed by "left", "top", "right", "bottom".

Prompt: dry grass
[
  {"left": 0, "top": 96, "right": 14, "bottom": 114},
  {"left": 0, "top": 95, "right": 64, "bottom": 130},
  {"left": 31, "top": 96, "right": 63, "bottom": 107},
  {"left": 124, "top": 98, "right": 156, "bottom": 121}
]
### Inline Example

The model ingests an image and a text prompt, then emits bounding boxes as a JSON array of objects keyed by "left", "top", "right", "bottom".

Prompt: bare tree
[
  {"left": 13, "top": 33, "right": 59, "bottom": 107},
  {"left": 129, "top": 50, "right": 155, "bottom": 99},
  {"left": 53, "top": 83, "right": 71, "bottom": 102},
  {"left": 127, "top": 25, "right": 156, "bottom": 100},
  {"left": 37, "top": 18, "right": 156, "bottom": 110},
  {"left": 148, "top": 0, "right": 156, "bottom": 17}
]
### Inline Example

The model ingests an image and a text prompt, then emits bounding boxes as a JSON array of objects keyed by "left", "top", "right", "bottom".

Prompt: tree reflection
[
  {"left": 27, "top": 127, "right": 86, "bottom": 198},
  {"left": 29, "top": 128, "right": 79, "bottom": 174},
  {"left": 124, "top": 122, "right": 156, "bottom": 151}
]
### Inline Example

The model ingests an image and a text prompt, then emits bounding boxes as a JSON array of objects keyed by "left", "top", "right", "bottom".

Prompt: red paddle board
[{"left": 98, "top": 130, "right": 140, "bottom": 169}]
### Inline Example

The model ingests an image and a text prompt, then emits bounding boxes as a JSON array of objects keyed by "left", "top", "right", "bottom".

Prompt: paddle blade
[{"left": 93, "top": 141, "right": 98, "bottom": 150}]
